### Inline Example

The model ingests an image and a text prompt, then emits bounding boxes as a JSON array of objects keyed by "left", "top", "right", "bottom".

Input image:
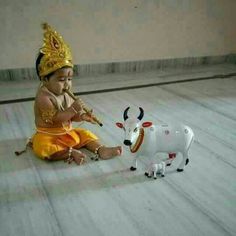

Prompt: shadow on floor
[{"left": 0, "top": 138, "right": 183, "bottom": 205}]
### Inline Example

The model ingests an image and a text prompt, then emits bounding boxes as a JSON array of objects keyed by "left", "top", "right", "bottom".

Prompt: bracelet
[
  {"left": 71, "top": 106, "right": 85, "bottom": 117},
  {"left": 71, "top": 106, "right": 78, "bottom": 114},
  {"left": 79, "top": 111, "right": 87, "bottom": 119}
]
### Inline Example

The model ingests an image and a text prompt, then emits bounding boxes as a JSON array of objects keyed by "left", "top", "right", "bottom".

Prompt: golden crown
[{"left": 38, "top": 23, "right": 73, "bottom": 77}]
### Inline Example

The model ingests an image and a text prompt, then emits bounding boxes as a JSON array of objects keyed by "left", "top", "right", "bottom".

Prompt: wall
[{"left": 0, "top": 0, "right": 236, "bottom": 70}]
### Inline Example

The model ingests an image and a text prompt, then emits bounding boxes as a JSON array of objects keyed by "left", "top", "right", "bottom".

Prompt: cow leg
[
  {"left": 151, "top": 164, "right": 157, "bottom": 179},
  {"left": 153, "top": 171, "right": 157, "bottom": 179},
  {"left": 177, "top": 152, "right": 188, "bottom": 172},
  {"left": 144, "top": 164, "right": 154, "bottom": 178},
  {"left": 130, "top": 158, "right": 137, "bottom": 171},
  {"left": 166, "top": 153, "right": 176, "bottom": 166},
  {"left": 145, "top": 164, "right": 152, "bottom": 178},
  {"left": 145, "top": 172, "right": 152, "bottom": 178},
  {"left": 160, "top": 162, "right": 165, "bottom": 177}
]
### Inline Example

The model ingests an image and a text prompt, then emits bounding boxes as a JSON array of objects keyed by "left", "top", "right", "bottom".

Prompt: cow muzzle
[{"left": 124, "top": 140, "right": 132, "bottom": 146}]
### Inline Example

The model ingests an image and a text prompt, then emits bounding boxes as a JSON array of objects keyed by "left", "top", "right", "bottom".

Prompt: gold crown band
[{"left": 38, "top": 23, "right": 73, "bottom": 77}]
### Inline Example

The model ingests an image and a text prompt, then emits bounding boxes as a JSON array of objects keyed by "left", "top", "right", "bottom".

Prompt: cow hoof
[
  {"left": 161, "top": 174, "right": 165, "bottom": 177},
  {"left": 130, "top": 166, "right": 137, "bottom": 171},
  {"left": 154, "top": 177, "right": 157, "bottom": 179},
  {"left": 177, "top": 168, "right": 184, "bottom": 172},
  {"left": 166, "top": 163, "right": 171, "bottom": 166},
  {"left": 185, "top": 158, "right": 189, "bottom": 165},
  {"left": 145, "top": 173, "right": 152, "bottom": 178}
]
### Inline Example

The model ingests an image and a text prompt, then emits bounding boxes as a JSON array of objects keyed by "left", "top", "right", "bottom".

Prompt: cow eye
[
  {"left": 134, "top": 128, "right": 138, "bottom": 132},
  {"left": 123, "top": 127, "right": 126, "bottom": 131}
]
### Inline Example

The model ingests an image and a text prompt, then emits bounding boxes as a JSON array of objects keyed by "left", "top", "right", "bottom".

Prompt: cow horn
[
  {"left": 137, "top": 107, "right": 144, "bottom": 120},
  {"left": 123, "top": 107, "right": 130, "bottom": 121}
]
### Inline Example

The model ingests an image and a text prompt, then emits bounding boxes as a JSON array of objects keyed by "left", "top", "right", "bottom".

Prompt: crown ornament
[{"left": 38, "top": 23, "right": 73, "bottom": 77}]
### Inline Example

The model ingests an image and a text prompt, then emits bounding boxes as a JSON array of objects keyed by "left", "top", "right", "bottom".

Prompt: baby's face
[{"left": 45, "top": 67, "right": 73, "bottom": 95}]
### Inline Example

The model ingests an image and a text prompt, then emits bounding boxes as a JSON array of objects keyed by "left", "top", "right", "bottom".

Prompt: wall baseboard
[{"left": 0, "top": 54, "right": 235, "bottom": 81}]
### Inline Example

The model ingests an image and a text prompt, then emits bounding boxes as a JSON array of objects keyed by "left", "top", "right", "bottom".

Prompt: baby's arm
[
  {"left": 72, "top": 112, "right": 97, "bottom": 124},
  {"left": 68, "top": 96, "right": 97, "bottom": 124},
  {"left": 36, "top": 95, "right": 82, "bottom": 125}
]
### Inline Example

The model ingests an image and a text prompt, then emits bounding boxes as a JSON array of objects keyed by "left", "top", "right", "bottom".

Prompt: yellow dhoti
[{"left": 32, "top": 126, "right": 98, "bottom": 159}]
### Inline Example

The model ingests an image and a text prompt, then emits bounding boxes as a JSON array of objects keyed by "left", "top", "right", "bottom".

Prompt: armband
[{"left": 41, "top": 108, "right": 57, "bottom": 124}]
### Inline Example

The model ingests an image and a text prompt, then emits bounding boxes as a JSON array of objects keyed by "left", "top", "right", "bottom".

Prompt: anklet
[
  {"left": 66, "top": 147, "right": 73, "bottom": 163},
  {"left": 69, "top": 147, "right": 73, "bottom": 157},
  {"left": 91, "top": 145, "right": 104, "bottom": 161}
]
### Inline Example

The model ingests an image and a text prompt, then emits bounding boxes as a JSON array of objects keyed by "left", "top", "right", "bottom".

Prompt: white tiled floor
[{"left": 0, "top": 64, "right": 236, "bottom": 236}]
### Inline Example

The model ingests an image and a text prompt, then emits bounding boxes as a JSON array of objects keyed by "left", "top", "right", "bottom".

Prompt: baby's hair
[
  {"left": 35, "top": 53, "right": 54, "bottom": 80},
  {"left": 35, "top": 53, "right": 43, "bottom": 79}
]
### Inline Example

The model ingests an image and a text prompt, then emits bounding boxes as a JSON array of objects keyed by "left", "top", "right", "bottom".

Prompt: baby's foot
[
  {"left": 72, "top": 149, "right": 87, "bottom": 165},
  {"left": 98, "top": 146, "right": 122, "bottom": 160}
]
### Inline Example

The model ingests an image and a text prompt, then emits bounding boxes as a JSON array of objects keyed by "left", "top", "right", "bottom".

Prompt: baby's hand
[
  {"left": 65, "top": 149, "right": 86, "bottom": 165},
  {"left": 81, "top": 111, "right": 97, "bottom": 124},
  {"left": 71, "top": 99, "right": 83, "bottom": 113}
]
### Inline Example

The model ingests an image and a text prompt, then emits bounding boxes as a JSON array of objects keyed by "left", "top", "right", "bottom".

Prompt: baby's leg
[
  {"left": 85, "top": 141, "right": 122, "bottom": 160},
  {"left": 47, "top": 149, "right": 68, "bottom": 161},
  {"left": 48, "top": 148, "right": 86, "bottom": 165}
]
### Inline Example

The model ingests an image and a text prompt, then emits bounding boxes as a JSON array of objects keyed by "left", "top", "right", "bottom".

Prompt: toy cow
[
  {"left": 116, "top": 107, "right": 194, "bottom": 178},
  {"left": 146, "top": 161, "right": 166, "bottom": 179}
]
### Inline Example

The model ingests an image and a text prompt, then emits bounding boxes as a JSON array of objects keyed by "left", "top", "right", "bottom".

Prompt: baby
[{"left": 31, "top": 23, "right": 122, "bottom": 165}]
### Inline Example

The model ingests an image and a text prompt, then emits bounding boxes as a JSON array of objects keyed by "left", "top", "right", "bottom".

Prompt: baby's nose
[{"left": 64, "top": 81, "right": 70, "bottom": 89}]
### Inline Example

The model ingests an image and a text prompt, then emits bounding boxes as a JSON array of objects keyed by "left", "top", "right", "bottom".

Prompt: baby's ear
[
  {"left": 42, "top": 76, "right": 49, "bottom": 82},
  {"left": 142, "top": 122, "right": 153, "bottom": 128},
  {"left": 116, "top": 122, "right": 124, "bottom": 128}
]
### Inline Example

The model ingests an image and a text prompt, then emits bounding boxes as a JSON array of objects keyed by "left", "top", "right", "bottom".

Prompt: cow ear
[
  {"left": 116, "top": 122, "right": 124, "bottom": 129},
  {"left": 142, "top": 122, "right": 153, "bottom": 128}
]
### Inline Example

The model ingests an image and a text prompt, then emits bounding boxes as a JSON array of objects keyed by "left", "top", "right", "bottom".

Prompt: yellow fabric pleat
[{"left": 32, "top": 126, "right": 98, "bottom": 159}]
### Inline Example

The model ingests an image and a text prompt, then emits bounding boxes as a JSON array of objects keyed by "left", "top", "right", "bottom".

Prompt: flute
[{"left": 63, "top": 89, "right": 103, "bottom": 127}]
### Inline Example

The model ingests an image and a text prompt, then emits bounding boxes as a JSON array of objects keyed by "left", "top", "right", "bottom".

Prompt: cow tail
[{"left": 186, "top": 127, "right": 194, "bottom": 151}]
